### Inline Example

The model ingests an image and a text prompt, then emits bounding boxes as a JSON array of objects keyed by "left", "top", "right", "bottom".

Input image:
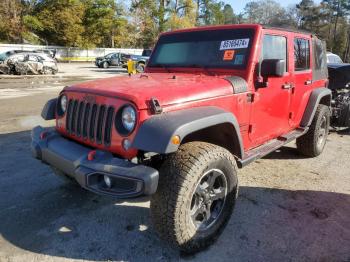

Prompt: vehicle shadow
[
  {"left": 262, "top": 145, "right": 309, "bottom": 160},
  {"left": 0, "top": 131, "right": 349, "bottom": 261},
  {"left": 336, "top": 127, "right": 350, "bottom": 136}
]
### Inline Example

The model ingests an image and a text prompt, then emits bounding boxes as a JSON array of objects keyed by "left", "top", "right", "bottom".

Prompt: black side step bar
[{"left": 237, "top": 127, "right": 308, "bottom": 168}]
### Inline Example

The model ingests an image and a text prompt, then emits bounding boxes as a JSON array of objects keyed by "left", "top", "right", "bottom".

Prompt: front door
[
  {"left": 110, "top": 53, "right": 120, "bottom": 66},
  {"left": 249, "top": 32, "right": 293, "bottom": 146}
]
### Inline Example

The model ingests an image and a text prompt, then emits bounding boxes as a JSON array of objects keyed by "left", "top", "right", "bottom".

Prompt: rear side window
[
  {"left": 312, "top": 37, "right": 328, "bottom": 80},
  {"left": 262, "top": 35, "right": 287, "bottom": 71},
  {"left": 294, "top": 38, "right": 310, "bottom": 71}
]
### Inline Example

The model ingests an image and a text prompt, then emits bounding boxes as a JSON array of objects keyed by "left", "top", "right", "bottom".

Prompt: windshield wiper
[
  {"left": 150, "top": 63, "right": 171, "bottom": 73},
  {"left": 187, "top": 64, "right": 216, "bottom": 76}
]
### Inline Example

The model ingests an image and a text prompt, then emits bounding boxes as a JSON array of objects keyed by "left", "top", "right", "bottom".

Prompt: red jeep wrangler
[{"left": 32, "top": 24, "right": 331, "bottom": 253}]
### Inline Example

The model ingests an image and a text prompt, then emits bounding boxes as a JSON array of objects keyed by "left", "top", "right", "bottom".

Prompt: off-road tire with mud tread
[
  {"left": 297, "top": 104, "right": 330, "bottom": 157},
  {"left": 150, "top": 142, "right": 239, "bottom": 253}
]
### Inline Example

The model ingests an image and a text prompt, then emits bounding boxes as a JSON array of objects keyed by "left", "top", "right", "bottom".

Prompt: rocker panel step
[{"left": 238, "top": 127, "right": 308, "bottom": 168}]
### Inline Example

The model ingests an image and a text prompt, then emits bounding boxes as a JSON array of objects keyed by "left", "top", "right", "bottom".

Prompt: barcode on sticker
[{"left": 220, "top": 39, "right": 250, "bottom": 50}]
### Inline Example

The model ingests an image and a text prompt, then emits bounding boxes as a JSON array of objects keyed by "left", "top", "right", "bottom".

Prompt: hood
[{"left": 64, "top": 73, "right": 235, "bottom": 109}]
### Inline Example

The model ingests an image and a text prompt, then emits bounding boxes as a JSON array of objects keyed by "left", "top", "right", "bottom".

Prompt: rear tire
[
  {"left": 136, "top": 62, "right": 145, "bottom": 73},
  {"left": 150, "top": 142, "right": 238, "bottom": 253},
  {"left": 297, "top": 104, "right": 330, "bottom": 157}
]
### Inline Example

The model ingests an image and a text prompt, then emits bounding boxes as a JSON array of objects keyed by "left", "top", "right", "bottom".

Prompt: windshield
[
  {"left": 148, "top": 28, "right": 255, "bottom": 69},
  {"left": 0, "top": 52, "right": 9, "bottom": 61},
  {"left": 105, "top": 53, "right": 116, "bottom": 58}
]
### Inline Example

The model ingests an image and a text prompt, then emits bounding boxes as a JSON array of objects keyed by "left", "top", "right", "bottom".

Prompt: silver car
[{"left": 0, "top": 52, "right": 58, "bottom": 75}]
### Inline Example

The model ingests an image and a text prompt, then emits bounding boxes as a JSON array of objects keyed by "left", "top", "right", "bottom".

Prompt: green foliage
[
  {"left": 0, "top": 0, "right": 23, "bottom": 43},
  {"left": 223, "top": 4, "right": 237, "bottom": 24},
  {"left": 34, "top": 0, "right": 85, "bottom": 46}
]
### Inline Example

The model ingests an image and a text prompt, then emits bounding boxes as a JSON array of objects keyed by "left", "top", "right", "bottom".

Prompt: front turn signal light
[{"left": 171, "top": 135, "right": 181, "bottom": 145}]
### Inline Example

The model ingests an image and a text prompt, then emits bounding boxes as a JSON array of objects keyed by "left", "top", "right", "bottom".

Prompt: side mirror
[{"left": 261, "top": 59, "right": 285, "bottom": 78}]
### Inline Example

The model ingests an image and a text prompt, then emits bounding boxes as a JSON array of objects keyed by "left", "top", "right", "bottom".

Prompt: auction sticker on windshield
[{"left": 220, "top": 39, "right": 250, "bottom": 50}]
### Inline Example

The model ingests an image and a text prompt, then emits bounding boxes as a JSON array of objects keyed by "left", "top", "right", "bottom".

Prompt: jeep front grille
[{"left": 66, "top": 99, "right": 114, "bottom": 146}]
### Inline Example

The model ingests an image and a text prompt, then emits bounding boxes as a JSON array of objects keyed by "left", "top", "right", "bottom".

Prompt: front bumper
[{"left": 31, "top": 126, "right": 159, "bottom": 198}]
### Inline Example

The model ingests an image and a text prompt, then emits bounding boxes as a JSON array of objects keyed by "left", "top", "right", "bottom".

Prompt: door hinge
[
  {"left": 248, "top": 124, "right": 253, "bottom": 133},
  {"left": 289, "top": 112, "right": 294, "bottom": 119},
  {"left": 247, "top": 93, "right": 254, "bottom": 103}
]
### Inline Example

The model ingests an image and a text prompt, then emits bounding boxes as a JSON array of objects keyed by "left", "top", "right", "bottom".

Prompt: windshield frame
[{"left": 147, "top": 28, "right": 256, "bottom": 70}]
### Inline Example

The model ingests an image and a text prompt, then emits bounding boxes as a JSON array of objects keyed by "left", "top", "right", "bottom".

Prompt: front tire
[
  {"left": 150, "top": 142, "right": 238, "bottom": 253},
  {"left": 102, "top": 61, "right": 109, "bottom": 69},
  {"left": 297, "top": 104, "right": 330, "bottom": 157}
]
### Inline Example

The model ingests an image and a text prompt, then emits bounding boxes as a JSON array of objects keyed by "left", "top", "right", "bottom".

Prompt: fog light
[
  {"left": 123, "top": 139, "right": 132, "bottom": 151},
  {"left": 103, "top": 175, "right": 112, "bottom": 188}
]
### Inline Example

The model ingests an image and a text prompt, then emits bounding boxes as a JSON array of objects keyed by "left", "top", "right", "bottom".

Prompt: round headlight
[
  {"left": 60, "top": 95, "right": 67, "bottom": 113},
  {"left": 121, "top": 106, "right": 136, "bottom": 132}
]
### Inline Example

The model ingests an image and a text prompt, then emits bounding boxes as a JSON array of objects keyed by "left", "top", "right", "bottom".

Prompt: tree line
[{"left": 0, "top": 0, "right": 349, "bottom": 62}]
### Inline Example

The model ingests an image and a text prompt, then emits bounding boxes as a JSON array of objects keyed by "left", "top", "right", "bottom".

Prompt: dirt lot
[{"left": 0, "top": 63, "right": 349, "bottom": 262}]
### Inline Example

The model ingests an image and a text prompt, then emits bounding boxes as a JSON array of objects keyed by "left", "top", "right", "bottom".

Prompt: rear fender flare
[
  {"left": 132, "top": 106, "right": 244, "bottom": 159},
  {"left": 300, "top": 88, "right": 331, "bottom": 127}
]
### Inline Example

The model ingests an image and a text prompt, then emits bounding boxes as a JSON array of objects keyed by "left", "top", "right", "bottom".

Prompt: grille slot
[
  {"left": 66, "top": 99, "right": 73, "bottom": 133},
  {"left": 76, "top": 101, "right": 84, "bottom": 137},
  {"left": 82, "top": 103, "right": 90, "bottom": 139},
  {"left": 96, "top": 105, "right": 106, "bottom": 144},
  {"left": 71, "top": 100, "right": 78, "bottom": 134},
  {"left": 104, "top": 107, "right": 114, "bottom": 145},
  {"left": 89, "top": 104, "right": 98, "bottom": 142},
  {"left": 65, "top": 100, "right": 113, "bottom": 146}
]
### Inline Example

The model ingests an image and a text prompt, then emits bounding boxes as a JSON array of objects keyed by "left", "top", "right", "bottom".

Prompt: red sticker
[{"left": 223, "top": 50, "right": 235, "bottom": 60}]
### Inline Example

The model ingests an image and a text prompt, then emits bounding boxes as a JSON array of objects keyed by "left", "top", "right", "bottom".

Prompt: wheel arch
[
  {"left": 132, "top": 107, "right": 244, "bottom": 159},
  {"left": 181, "top": 123, "right": 242, "bottom": 159},
  {"left": 300, "top": 88, "right": 332, "bottom": 127}
]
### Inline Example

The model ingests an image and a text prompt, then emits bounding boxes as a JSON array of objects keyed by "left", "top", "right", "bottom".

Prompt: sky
[{"left": 226, "top": 0, "right": 321, "bottom": 14}]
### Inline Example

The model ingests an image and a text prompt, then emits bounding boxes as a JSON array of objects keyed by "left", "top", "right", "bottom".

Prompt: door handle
[
  {"left": 282, "top": 83, "right": 293, "bottom": 89},
  {"left": 305, "top": 80, "right": 313, "bottom": 85}
]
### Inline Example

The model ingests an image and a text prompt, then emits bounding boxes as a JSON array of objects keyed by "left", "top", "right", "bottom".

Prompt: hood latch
[{"left": 149, "top": 97, "right": 163, "bottom": 114}]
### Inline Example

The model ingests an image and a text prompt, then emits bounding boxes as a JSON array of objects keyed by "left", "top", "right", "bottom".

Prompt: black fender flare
[
  {"left": 132, "top": 106, "right": 244, "bottom": 158},
  {"left": 41, "top": 98, "right": 57, "bottom": 120},
  {"left": 300, "top": 88, "right": 331, "bottom": 127}
]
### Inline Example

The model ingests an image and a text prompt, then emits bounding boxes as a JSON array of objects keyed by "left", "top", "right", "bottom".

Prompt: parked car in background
[
  {"left": 327, "top": 52, "right": 343, "bottom": 64},
  {"left": 130, "top": 49, "right": 152, "bottom": 72},
  {"left": 0, "top": 52, "right": 58, "bottom": 75},
  {"left": 34, "top": 48, "right": 57, "bottom": 59},
  {"left": 95, "top": 50, "right": 152, "bottom": 72},
  {"left": 0, "top": 49, "right": 57, "bottom": 64},
  {"left": 0, "top": 50, "right": 27, "bottom": 63},
  {"left": 95, "top": 52, "right": 130, "bottom": 68}
]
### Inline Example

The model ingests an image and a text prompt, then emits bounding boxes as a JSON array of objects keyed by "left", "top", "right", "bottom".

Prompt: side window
[
  {"left": 262, "top": 35, "right": 287, "bottom": 71},
  {"left": 28, "top": 55, "right": 38, "bottom": 62},
  {"left": 294, "top": 38, "right": 310, "bottom": 71}
]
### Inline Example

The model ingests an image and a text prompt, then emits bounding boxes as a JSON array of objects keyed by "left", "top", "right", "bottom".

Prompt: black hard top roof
[{"left": 262, "top": 25, "right": 315, "bottom": 36}]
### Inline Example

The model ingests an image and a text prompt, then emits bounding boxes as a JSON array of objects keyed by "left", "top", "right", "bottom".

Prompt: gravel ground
[{"left": 0, "top": 64, "right": 349, "bottom": 262}]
